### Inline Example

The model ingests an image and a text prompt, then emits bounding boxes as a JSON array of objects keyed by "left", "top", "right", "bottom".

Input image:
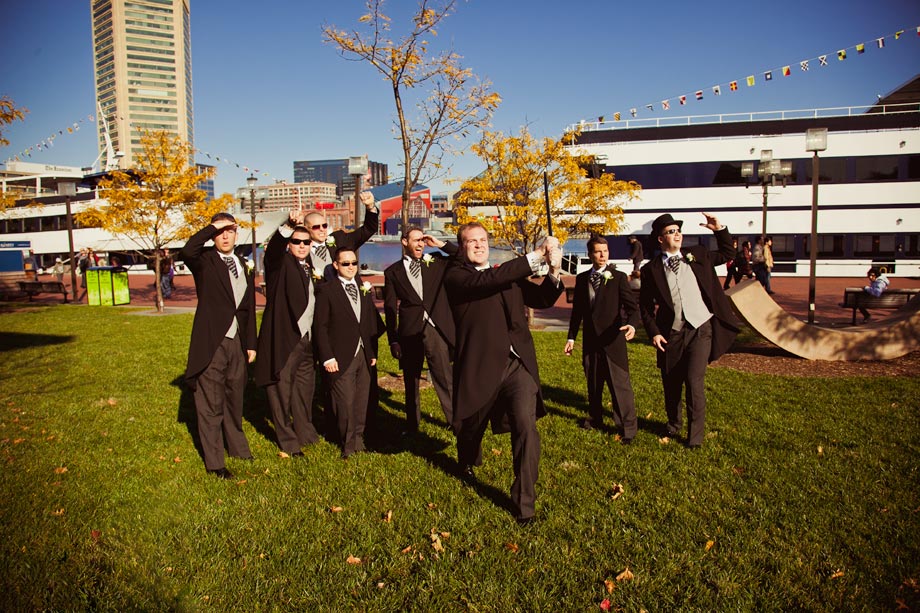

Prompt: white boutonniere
[
  {"left": 325, "top": 236, "right": 336, "bottom": 248},
  {"left": 684, "top": 253, "right": 696, "bottom": 264},
  {"left": 602, "top": 270, "right": 613, "bottom": 284},
  {"left": 245, "top": 260, "right": 255, "bottom": 274},
  {"left": 422, "top": 254, "right": 434, "bottom": 267},
  {"left": 312, "top": 269, "right": 322, "bottom": 281},
  {"left": 360, "top": 281, "right": 373, "bottom": 296}
]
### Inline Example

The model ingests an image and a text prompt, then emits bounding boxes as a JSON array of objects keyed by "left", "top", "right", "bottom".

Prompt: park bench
[
  {"left": 17, "top": 280, "right": 69, "bottom": 303},
  {"left": 840, "top": 287, "right": 920, "bottom": 325}
]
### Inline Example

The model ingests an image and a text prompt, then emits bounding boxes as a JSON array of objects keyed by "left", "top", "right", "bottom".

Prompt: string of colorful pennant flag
[{"left": 592, "top": 26, "right": 920, "bottom": 125}]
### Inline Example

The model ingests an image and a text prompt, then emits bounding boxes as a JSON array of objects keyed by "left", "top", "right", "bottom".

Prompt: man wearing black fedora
[{"left": 639, "top": 212, "right": 740, "bottom": 448}]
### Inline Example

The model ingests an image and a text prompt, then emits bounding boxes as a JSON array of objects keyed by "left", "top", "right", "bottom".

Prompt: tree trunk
[{"left": 153, "top": 250, "right": 164, "bottom": 313}]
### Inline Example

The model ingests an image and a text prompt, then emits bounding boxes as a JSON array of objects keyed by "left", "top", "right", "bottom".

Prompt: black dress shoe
[
  {"left": 459, "top": 464, "right": 475, "bottom": 481},
  {"left": 208, "top": 467, "right": 235, "bottom": 480},
  {"left": 579, "top": 418, "right": 600, "bottom": 431},
  {"left": 291, "top": 451, "right": 304, "bottom": 458},
  {"left": 238, "top": 455, "right": 254, "bottom": 461},
  {"left": 621, "top": 437, "right": 633, "bottom": 446},
  {"left": 516, "top": 516, "right": 536, "bottom": 527}
]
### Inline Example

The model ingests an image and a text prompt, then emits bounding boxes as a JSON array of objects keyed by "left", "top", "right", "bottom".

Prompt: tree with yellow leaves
[
  {"left": 323, "top": 0, "right": 500, "bottom": 230},
  {"left": 0, "top": 96, "right": 28, "bottom": 212},
  {"left": 77, "top": 130, "right": 232, "bottom": 312},
  {"left": 453, "top": 126, "right": 641, "bottom": 255}
]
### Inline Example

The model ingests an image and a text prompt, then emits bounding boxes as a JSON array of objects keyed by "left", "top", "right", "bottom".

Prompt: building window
[
  {"left": 854, "top": 156, "right": 898, "bottom": 182},
  {"left": 817, "top": 235, "right": 844, "bottom": 257},
  {"left": 854, "top": 234, "right": 896, "bottom": 257},
  {"left": 770, "top": 235, "right": 794, "bottom": 258}
]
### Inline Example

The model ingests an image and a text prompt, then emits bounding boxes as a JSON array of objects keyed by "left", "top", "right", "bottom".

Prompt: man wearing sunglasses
[
  {"left": 639, "top": 212, "right": 740, "bottom": 449},
  {"left": 180, "top": 213, "right": 257, "bottom": 479},
  {"left": 306, "top": 190, "right": 378, "bottom": 280},
  {"left": 313, "top": 248, "right": 385, "bottom": 458},
  {"left": 254, "top": 210, "right": 321, "bottom": 458}
]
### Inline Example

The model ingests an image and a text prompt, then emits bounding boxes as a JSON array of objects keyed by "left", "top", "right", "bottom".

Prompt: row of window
[{"left": 607, "top": 155, "right": 920, "bottom": 189}]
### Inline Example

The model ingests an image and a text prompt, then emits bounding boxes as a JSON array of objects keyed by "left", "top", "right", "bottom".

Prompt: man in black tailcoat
[
  {"left": 639, "top": 212, "right": 740, "bottom": 448},
  {"left": 444, "top": 222, "right": 563, "bottom": 524},
  {"left": 565, "top": 234, "right": 640, "bottom": 444},
  {"left": 383, "top": 226, "right": 458, "bottom": 432},
  {"left": 181, "top": 213, "right": 256, "bottom": 479},
  {"left": 254, "top": 210, "right": 320, "bottom": 457}
]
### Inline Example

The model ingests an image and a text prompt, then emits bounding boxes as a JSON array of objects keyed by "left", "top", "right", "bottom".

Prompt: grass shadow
[{"left": 0, "top": 331, "right": 76, "bottom": 352}]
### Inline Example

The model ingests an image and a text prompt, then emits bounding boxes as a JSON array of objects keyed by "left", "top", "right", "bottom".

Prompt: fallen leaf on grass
[
  {"left": 896, "top": 598, "right": 909, "bottom": 611},
  {"left": 13, "top": 438, "right": 25, "bottom": 444},
  {"left": 604, "top": 579, "right": 616, "bottom": 593},
  {"left": 90, "top": 530, "right": 101, "bottom": 542},
  {"left": 505, "top": 542, "right": 519, "bottom": 553},
  {"left": 609, "top": 483, "right": 625, "bottom": 500},
  {"left": 329, "top": 506, "right": 344, "bottom": 513},
  {"left": 705, "top": 540, "right": 715, "bottom": 551},
  {"left": 599, "top": 598, "right": 611, "bottom": 611},
  {"left": 107, "top": 398, "right": 117, "bottom": 406},
  {"left": 172, "top": 456, "right": 181, "bottom": 463},
  {"left": 376, "top": 581, "right": 385, "bottom": 589},
  {"left": 346, "top": 555, "right": 362, "bottom": 565},
  {"left": 732, "top": 466, "right": 745, "bottom": 476},
  {"left": 426, "top": 502, "right": 437, "bottom": 510},
  {"left": 658, "top": 436, "right": 670, "bottom": 445},
  {"left": 491, "top": 448, "right": 502, "bottom": 456},
  {"left": 614, "top": 434, "right": 623, "bottom": 442},
  {"left": 401, "top": 546, "right": 413, "bottom": 554},
  {"left": 51, "top": 508, "right": 64, "bottom": 516},
  {"left": 616, "top": 567, "right": 634, "bottom": 582},
  {"left": 830, "top": 569, "right": 844, "bottom": 579},
  {"left": 383, "top": 510, "right": 392, "bottom": 522},
  {"left": 430, "top": 533, "right": 444, "bottom": 553},
  {"left": 817, "top": 446, "right": 824, "bottom": 456},
  {"left": 54, "top": 466, "right": 68, "bottom": 474},
  {"left": 278, "top": 451, "right": 290, "bottom": 459},
  {"left": 645, "top": 411, "right": 653, "bottom": 419}
]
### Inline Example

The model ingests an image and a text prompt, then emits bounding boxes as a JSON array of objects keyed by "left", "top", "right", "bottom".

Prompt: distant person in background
[
  {"left": 859, "top": 266, "right": 890, "bottom": 323},
  {"left": 738, "top": 240, "right": 754, "bottom": 283},
  {"left": 24, "top": 249, "right": 39, "bottom": 279},
  {"left": 78, "top": 248, "right": 90, "bottom": 288},
  {"left": 628, "top": 235, "right": 644, "bottom": 273},
  {"left": 723, "top": 238, "right": 739, "bottom": 289},
  {"left": 628, "top": 270, "right": 641, "bottom": 291},
  {"left": 752, "top": 236, "right": 775, "bottom": 295},
  {"left": 52, "top": 257, "right": 64, "bottom": 283}
]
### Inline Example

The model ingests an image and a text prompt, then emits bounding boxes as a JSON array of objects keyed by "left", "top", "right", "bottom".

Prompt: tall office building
[
  {"left": 293, "top": 159, "right": 388, "bottom": 197},
  {"left": 91, "top": 0, "right": 193, "bottom": 170}
]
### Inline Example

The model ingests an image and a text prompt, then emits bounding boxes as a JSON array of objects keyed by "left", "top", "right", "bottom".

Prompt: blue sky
[{"left": 1, "top": 0, "right": 918, "bottom": 197}]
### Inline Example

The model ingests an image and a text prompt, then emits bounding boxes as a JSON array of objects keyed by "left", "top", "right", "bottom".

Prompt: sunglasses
[
  {"left": 288, "top": 238, "right": 310, "bottom": 246},
  {"left": 338, "top": 260, "right": 359, "bottom": 266},
  {"left": 311, "top": 223, "right": 329, "bottom": 230},
  {"left": 662, "top": 228, "right": 682, "bottom": 236}
]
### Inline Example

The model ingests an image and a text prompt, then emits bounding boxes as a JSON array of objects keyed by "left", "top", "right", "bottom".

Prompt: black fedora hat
[{"left": 651, "top": 213, "right": 683, "bottom": 237}]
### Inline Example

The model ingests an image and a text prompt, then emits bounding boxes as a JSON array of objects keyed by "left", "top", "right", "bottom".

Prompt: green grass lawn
[{"left": 1, "top": 305, "right": 918, "bottom": 611}]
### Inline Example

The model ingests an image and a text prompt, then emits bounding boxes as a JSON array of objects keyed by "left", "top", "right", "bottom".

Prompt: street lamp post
[
  {"left": 805, "top": 128, "right": 828, "bottom": 324},
  {"left": 741, "top": 150, "right": 792, "bottom": 246},
  {"left": 348, "top": 155, "right": 369, "bottom": 235},
  {"left": 235, "top": 174, "right": 268, "bottom": 276},
  {"left": 58, "top": 179, "right": 79, "bottom": 299}
]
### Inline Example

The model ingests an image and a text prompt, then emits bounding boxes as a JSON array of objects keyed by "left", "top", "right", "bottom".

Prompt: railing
[{"left": 567, "top": 103, "right": 920, "bottom": 134}]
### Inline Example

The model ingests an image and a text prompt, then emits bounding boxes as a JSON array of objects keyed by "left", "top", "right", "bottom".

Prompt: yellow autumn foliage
[{"left": 453, "top": 127, "right": 641, "bottom": 255}]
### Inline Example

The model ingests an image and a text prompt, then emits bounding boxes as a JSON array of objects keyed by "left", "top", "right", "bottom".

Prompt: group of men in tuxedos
[{"left": 180, "top": 200, "right": 738, "bottom": 522}]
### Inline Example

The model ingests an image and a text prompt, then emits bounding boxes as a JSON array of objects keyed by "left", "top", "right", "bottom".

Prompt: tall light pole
[
  {"left": 58, "top": 179, "right": 79, "bottom": 298},
  {"left": 235, "top": 174, "right": 268, "bottom": 276},
  {"left": 805, "top": 128, "right": 828, "bottom": 324},
  {"left": 741, "top": 150, "right": 792, "bottom": 245},
  {"left": 348, "top": 155, "right": 368, "bottom": 234}
]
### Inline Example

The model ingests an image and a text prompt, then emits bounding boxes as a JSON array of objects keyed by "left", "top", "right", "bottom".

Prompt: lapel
[
  {"left": 650, "top": 256, "right": 672, "bottom": 308},
  {"left": 214, "top": 250, "right": 236, "bottom": 303},
  {"left": 397, "top": 259, "right": 421, "bottom": 300}
]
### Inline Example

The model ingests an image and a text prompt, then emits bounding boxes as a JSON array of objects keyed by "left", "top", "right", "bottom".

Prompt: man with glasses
[
  {"left": 639, "top": 213, "right": 739, "bottom": 448},
  {"left": 305, "top": 191, "right": 378, "bottom": 280},
  {"left": 180, "top": 213, "right": 257, "bottom": 479},
  {"left": 255, "top": 210, "right": 321, "bottom": 458},
  {"left": 313, "top": 248, "right": 385, "bottom": 458}
]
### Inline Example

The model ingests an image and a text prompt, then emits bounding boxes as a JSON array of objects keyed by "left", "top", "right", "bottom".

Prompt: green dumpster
[{"left": 86, "top": 266, "right": 131, "bottom": 305}]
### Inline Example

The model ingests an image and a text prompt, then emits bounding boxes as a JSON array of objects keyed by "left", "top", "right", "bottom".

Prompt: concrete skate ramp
[{"left": 726, "top": 279, "right": 920, "bottom": 361}]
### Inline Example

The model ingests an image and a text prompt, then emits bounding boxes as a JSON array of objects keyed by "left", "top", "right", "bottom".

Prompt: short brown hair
[{"left": 457, "top": 221, "right": 488, "bottom": 245}]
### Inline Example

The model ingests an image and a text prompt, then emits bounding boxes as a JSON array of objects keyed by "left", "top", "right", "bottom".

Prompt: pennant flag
[
  {"left": 695, "top": 90, "right": 703, "bottom": 100},
  {"left": 661, "top": 100, "right": 670, "bottom": 110},
  {"left": 764, "top": 71, "right": 773, "bottom": 81},
  {"left": 645, "top": 104, "right": 654, "bottom": 111},
  {"left": 895, "top": 30, "right": 904, "bottom": 39},
  {"left": 746, "top": 75, "right": 755, "bottom": 86},
  {"left": 730, "top": 80, "right": 738, "bottom": 91},
  {"left": 630, "top": 108, "right": 637, "bottom": 117},
  {"left": 837, "top": 49, "right": 847, "bottom": 60},
  {"left": 712, "top": 85, "right": 721, "bottom": 96},
  {"left": 877, "top": 37, "right": 885, "bottom": 48},
  {"left": 917, "top": 26, "right": 920, "bottom": 36},
  {"left": 598, "top": 115, "right": 604, "bottom": 123},
  {"left": 679, "top": 95, "right": 687, "bottom": 105},
  {"left": 782, "top": 65, "right": 791, "bottom": 76},
  {"left": 856, "top": 43, "right": 865, "bottom": 54},
  {"left": 614, "top": 112, "right": 621, "bottom": 121},
  {"left": 819, "top": 55, "right": 828, "bottom": 66},
  {"left": 800, "top": 60, "right": 809, "bottom": 71}
]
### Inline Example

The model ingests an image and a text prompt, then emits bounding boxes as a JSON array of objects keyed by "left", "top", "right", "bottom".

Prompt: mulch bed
[{"left": 714, "top": 344, "right": 920, "bottom": 377}]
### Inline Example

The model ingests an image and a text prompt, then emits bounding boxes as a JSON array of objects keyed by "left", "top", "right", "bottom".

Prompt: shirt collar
[
  {"left": 662, "top": 251, "right": 681, "bottom": 260},
  {"left": 338, "top": 275, "right": 356, "bottom": 285}
]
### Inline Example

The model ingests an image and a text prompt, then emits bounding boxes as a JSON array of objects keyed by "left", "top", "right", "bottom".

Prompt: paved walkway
[{"left": 20, "top": 270, "right": 918, "bottom": 330}]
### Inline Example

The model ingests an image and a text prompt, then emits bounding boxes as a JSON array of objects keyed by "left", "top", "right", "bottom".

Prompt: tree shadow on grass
[{"left": 0, "top": 331, "right": 75, "bottom": 352}]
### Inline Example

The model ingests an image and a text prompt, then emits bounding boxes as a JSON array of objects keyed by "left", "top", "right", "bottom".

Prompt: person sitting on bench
[{"left": 859, "top": 266, "right": 890, "bottom": 323}]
